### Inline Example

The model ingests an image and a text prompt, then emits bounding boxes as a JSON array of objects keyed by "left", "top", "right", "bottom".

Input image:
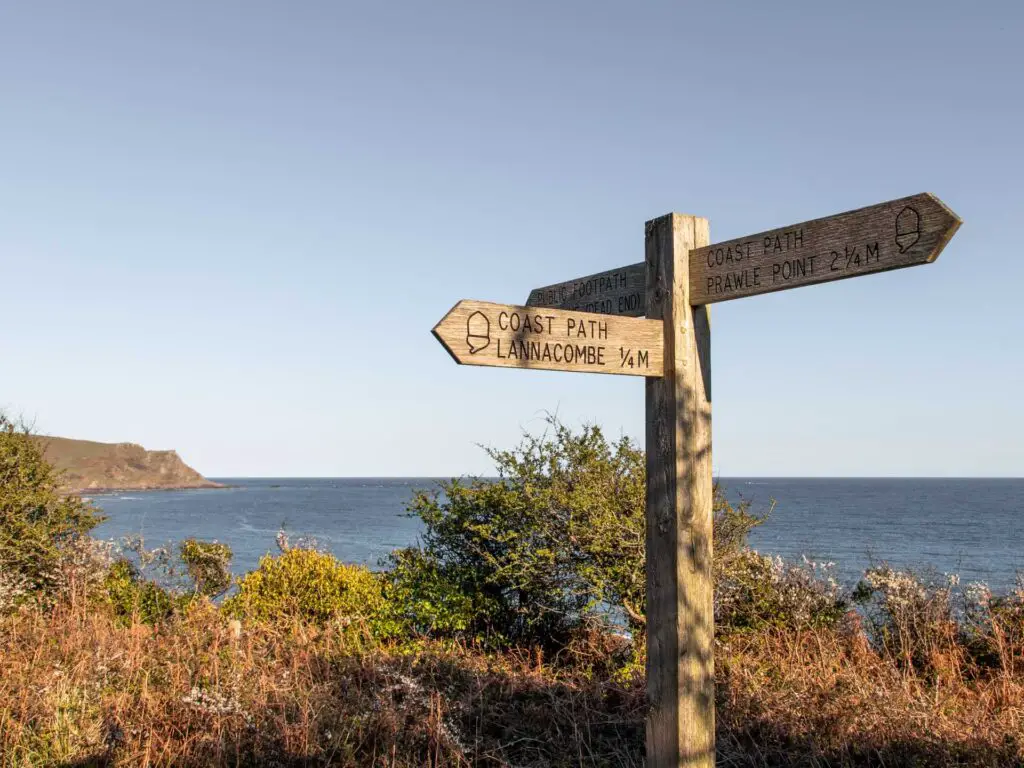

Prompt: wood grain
[
  {"left": 690, "top": 192, "right": 960, "bottom": 304},
  {"left": 432, "top": 299, "right": 663, "bottom": 377},
  {"left": 645, "top": 214, "right": 714, "bottom": 767},
  {"left": 525, "top": 263, "right": 646, "bottom": 317},
  {"left": 526, "top": 193, "right": 960, "bottom": 313}
]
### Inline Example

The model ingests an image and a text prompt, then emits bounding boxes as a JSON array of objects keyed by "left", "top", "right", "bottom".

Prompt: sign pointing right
[
  {"left": 690, "top": 192, "right": 961, "bottom": 304},
  {"left": 438, "top": 194, "right": 964, "bottom": 767},
  {"left": 525, "top": 193, "right": 961, "bottom": 313}
]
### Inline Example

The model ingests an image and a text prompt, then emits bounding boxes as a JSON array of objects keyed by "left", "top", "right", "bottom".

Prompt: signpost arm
[{"left": 645, "top": 213, "right": 714, "bottom": 767}]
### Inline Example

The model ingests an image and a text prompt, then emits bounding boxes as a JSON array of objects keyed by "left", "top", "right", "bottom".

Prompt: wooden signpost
[
  {"left": 526, "top": 193, "right": 961, "bottom": 313},
  {"left": 432, "top": 300, "right": 663, "bottom": 376},
  {"left": 526, "top": 263, "right": 647, "bottom": 317},
  {"left": 434, "top": 193, "right": 962, "bottom": 767}
]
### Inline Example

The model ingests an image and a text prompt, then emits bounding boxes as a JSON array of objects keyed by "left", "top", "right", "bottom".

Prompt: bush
[
  {"left": 391, "top": 416, "right": 770, "bottom": 649},
  {"left": 103, "top": 559, "right": 180, "bottom": 625},
  {"left": 391, "top": 419, "right": 642, "bottom": 649},
  {"left": 180, "top": 538, "right": 233, "bottom": 597},
  {"left": 854, "top": 566, "right": 961, "bottom": 674},
  {"left": 54, "top": 534, "right": 115, "bottom": 603},
  {"left": 383, "top": 546, "right": 475, "bottom": 637},
  {"left": 716, "top": 551, "right": 847, "bottom": 632},
  {"left": 0, "top": 415, "right": 102, "bottom": 603},
  {"left": 0, "top": 564, "right": 29, "bottom": 614},
  {"left": 224, "top": 548, "right": 395, "bottom": 637},
  {"left": 970, "top": 579, "right": 1024, "bottom": 671}
]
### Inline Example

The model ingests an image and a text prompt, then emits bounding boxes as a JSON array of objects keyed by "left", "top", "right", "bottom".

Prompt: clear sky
[{"left": 2, "top": 1, "right": 1021, "bottom": 477}]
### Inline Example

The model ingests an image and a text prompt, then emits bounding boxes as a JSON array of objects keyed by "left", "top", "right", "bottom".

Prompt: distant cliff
[{"left": 34, "top": 436, "right": 223, "bottom": 493}]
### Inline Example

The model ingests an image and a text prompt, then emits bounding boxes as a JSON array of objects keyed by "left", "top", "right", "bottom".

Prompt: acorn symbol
[
  {"left": 895, "top": 206, "right": 921, "bottom": 254},
  {"left": 466, "top": 311, "right": 490, "bottom": 354}
]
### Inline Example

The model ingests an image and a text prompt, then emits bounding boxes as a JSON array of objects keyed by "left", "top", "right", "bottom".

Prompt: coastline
[{"left": 72, "top": 481, "right": 228, "bottom": 496}]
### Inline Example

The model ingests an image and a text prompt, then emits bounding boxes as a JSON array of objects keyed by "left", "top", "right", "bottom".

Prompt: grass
[
  {"left": 0, "top": 599, "right": 643, "bottom": 767},
  {"left": 717, "top": 627, "right": 1024, "bottom": 766},
  {"left": 7, "top": 415, "right": 1019, "bottom": 765},
  {"left": 2, "top": 595, "right": 1023, "bottom": 767}
]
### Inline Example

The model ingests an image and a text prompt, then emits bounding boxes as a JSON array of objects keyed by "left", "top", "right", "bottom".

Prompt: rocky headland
[{"left": 34, "top": 436, "right": 223, "bottom": 493}]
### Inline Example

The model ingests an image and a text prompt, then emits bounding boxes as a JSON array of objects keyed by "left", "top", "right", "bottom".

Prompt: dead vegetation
[
  {"left": 4, "top": 415, "right": 1023, "bottom": 765},
  {"left": 2, "top": 593, "right": 1024, "bottom": 767}
]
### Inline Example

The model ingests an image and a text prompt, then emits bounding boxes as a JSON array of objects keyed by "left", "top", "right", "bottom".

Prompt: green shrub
[
  {"left": 716, "top": 551, "right": 847, "bottom": 632},
  {"left": 103, "top": 559, "right": 181, "bottom": 625},
  {"left": 392, "top": 416, "right": 769, "bottom": 649},
  {"left": 393, "top": 480, "right": 587, "bottom": 648},
  {"left": 179, "top": 538, "right": 233, "bottom": 597},
  {"left": 383, "top": 546, "right": 475, "bottom": 637},
  {"left": 0, "top": 415, "right": 102, "bottom": 603},
  {"left": 391, "top": 419, "right": 634, "bottom": 648},
  {"left": 223, "top": 548, "right": 395, "bottom": 637}
]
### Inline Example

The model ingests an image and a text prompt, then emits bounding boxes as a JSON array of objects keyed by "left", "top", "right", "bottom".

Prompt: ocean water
[
  {"left": 728, "top": 478, "right": 1024, "bottom": 591},
  {"left": 91, "top": 478, "right": 430, "bottom": 576},
  {"left": 90, "top": 477, "right": 1024, "bottom": 592}
]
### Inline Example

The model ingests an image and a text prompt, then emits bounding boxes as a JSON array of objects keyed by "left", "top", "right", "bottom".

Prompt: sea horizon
[{"left": 89, "top": 477, "right": 1024, "bottom": 592}]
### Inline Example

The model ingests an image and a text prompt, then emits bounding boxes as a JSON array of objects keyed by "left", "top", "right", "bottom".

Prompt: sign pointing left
[{"left": 432, "top": 300, "right": 664, "bottom": 377}]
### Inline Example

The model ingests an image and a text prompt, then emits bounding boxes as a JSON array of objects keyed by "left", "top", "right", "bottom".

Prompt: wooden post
[
  {"left": 645, "top": 213, "right": 714, "bottom": 767},
  {"left": 440, "top": 193, "right": 960, "bottom": 767}
]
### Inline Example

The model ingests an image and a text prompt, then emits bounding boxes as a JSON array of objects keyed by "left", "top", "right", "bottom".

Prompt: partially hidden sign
[
  {"left": 690, "top": 192, "right": 961, "bottom": 304},
  {"left": 525, "top": 264, "right": 646, "bottom": 317},
  {"left": 525, "top": 193, "right": 961, "bottom": 312},
  {"left": 432, "top": 300, "right": 663, "bottom": 377},
  {"left": 436, "top": 194, "right": 962, "bottom": 768}
]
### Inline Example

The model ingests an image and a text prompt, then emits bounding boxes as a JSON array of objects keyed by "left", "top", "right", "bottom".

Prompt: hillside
[{"left": 34, "top": 436, "right": 223, "bottom": 493}]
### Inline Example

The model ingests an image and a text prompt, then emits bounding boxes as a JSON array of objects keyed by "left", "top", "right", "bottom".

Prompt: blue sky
[{"left": 2, "top": 1, "right": 1021, "bottom": 477}]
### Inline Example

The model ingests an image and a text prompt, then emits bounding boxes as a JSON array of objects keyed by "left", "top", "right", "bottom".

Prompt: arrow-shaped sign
[
  {"left": 526, "top": 193, "right": 961, "bottom": 311},
  {"left": 432, "top": 300, "right": 663, "bottom": 377},
  {"left": 525, "top": 264, "right": 647, "bottom": 318},
  {"left": 690, "top": 192, "right": 960, "bottom": 304}
]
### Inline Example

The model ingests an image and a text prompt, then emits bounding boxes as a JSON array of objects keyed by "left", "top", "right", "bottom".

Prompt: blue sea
[{"left": 90, "top": 478, "right": 1024, "bottom": 592}]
